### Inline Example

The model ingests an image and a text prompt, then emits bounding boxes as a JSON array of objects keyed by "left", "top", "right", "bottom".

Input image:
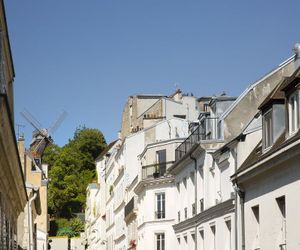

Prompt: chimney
[{"left": 293, "top": 43, "right": 300, "bottom": 69}]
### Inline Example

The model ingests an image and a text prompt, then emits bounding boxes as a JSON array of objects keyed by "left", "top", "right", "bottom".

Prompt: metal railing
[
  {"left": 124, "top": 197, "right": 135, "bottom": 219},
  {"left": 175, "top": 117, "right": 222, "bottom": 161},
  {"left": 142, "top": 161, "right": 174, "bottom": 180}
]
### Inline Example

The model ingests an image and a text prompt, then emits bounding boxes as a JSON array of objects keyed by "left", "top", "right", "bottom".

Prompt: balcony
[
  {"left": 142, "top": 161, "right": 174, "bottom": 180},
  {"left": 175, "top": 117, "right": 221, "bottom": 161},
  {"left": 124, "top": 196, "right": 137, "bottom": 223}
]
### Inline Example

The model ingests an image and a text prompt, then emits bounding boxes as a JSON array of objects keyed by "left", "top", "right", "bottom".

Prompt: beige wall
[{"left": 49, "top": 237, "right": 68, "bottom": 250}]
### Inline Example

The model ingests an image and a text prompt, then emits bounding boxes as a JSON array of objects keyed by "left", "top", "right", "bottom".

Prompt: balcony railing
[
  {"left": 175, "top": 117, "right": 221, "bottom": 161},
  {"left": 142, "top": 161, "right": 174, "bottom": 180},
  {"left": 124, "top": 196, "right": 136, "bottom": 222}
]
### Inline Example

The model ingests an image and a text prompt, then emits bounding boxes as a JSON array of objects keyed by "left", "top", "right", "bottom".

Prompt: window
[
  {"left": 184, "top": 207, "right": 187, "bottom": 219},
  {"left": 156, "top": 233, "right": 165, "bottom": 250},
  {"left": 263, "top": 109, "right": 273, "bottom": 149},
  {"left": 225, "top": 219, "right": 231, "bottom": 250},
  {"left": 210, "top": 225, "right": 216, "bottom": 250},
  {"left": 251, "top": 205, "right": 260, "bottom": 249},
  {"left": 156, "top": 193, "right": 165, "bottom": 219},
  {"left": 156, "top": 150, "right": 167, "bottom": 175},
  {"left": 192, "top": 203, "right": 196, "bottom": 216},
  {"left": 199, "top": 229, "right": 204, "bottom": 250},
  {"left": 190, "top": 171, "right": 195, "bottom": 184},
  {"left": 183, "top": 177, "right": 187, "bottom": 187},
  {"left": 288, "top": 91, "right": 300, "bottom": 134},
  {"left": 200, "top": 198, "right": 204, "bottom": 212},
  {"left": 276, "top": 196, "right": 286, "bottom": 246},
  {"left": 178, "top": 211, "right": 180, "bottom": 222}
]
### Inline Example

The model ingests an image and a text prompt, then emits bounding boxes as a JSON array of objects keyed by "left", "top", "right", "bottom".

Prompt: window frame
[
  {"left": 155, "top": 232, "right": 165, "bottom": 250},
  {"left": 262, "top": 108, "right": 273, "bottom": 150},
  {"left": 288, "top": 90, "right": 300, "bottom": 135},
  {"left": 155, "top": 192, "right": 166, "bottom": 219}
]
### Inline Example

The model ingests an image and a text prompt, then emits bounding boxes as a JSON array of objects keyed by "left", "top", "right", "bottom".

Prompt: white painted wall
[{"left": 243, "top": 155, "right": 300, "bottom": 250}]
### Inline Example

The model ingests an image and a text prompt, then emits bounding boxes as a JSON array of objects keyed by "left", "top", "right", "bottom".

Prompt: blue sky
[{"left": 4, "top": 0, "right": 300, "bottom": 146}]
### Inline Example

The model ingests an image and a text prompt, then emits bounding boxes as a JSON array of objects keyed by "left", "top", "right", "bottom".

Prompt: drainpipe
[
  {"left": 28, "top": 189, "right": 38, "bottom": 250},
  {"left": 232, "top": 147, "right": 238, "bottom": 250},
  {"left": 190, "top": 153, "right": 197, "bottom": 250},
  {"left": 234, "top": 182, "right": 245, "bottom": 250}
]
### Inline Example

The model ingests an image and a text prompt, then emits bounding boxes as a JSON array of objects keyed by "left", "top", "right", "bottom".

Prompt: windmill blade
[
  {"left": 48, "top": 110, "right": 67, "bottom": 135},
  {"left": 34, "top": 136, "right": 52, "bottom": 155},
  {"left": 20, "top": 109, "right": 43, "bottom": 133}
]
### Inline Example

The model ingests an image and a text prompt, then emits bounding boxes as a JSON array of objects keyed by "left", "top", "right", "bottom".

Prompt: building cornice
[
  {"left": 137, "top": 218, "right": 175, "bottom": 230},
  {"left": 173, "top": 199, "right": 234, "bottom": 234},
  {"left": 134, "top": 176, "right": 174, "bottom": 194},
  {"left": 232, "top": 136, "right": 300, "bottom": 184},
  {"left": 114, "top": 200, "right": 125, "bottom": 213}
]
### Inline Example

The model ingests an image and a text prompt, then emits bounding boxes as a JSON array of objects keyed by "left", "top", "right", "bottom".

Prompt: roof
[
  {"left": 280, "top": 66, "right": 300, "bottom": 92},
  {"left": 133, "top": 94, "right": 166, "bottom": 99},
  {"left": 95, "top": 140, "right": 118, "bottom": 161},
  {"left": 233, "top": 65, "right": 300, "bottom": 179},
  {"left": 220, "top": 55, "right": 295, "bottom": 120},
  {"left": 234, "top": 129, "right": 300, "bottom": 178},
  {"left": 258, "top": 79, "right": 285, "bottom": 110}
]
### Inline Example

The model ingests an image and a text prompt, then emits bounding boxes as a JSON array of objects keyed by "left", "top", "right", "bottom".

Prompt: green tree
[{"left": 45, "top": 127, "right": 106, "bottom": 219}]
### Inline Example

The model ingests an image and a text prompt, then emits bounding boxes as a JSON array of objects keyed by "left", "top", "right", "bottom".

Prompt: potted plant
[
  {"left": 153, "top": 164, "right": 160, "bottom": 178},
  {"left": 109, "top": 185, "right": 114, "bottom": 195},
  {"left": 130, "top": 239, "right": 137, "bottom": 249}
]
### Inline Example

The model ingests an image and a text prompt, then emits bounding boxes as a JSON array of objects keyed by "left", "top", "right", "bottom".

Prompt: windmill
[{"left": 21, "top": 109, "right": 67, "bottom": 170}]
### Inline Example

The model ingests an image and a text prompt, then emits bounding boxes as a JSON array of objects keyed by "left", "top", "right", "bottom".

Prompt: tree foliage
[
  {"left": 44, "top": 127, "right": 106, "bottom": 218},
  {"left": 55, "top": 218, "right": 85, "bottom": 237}
]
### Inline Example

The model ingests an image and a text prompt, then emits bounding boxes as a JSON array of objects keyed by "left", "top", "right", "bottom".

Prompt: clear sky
[{"left": 4, "top": 0, "right": 300, "bottom": 146}]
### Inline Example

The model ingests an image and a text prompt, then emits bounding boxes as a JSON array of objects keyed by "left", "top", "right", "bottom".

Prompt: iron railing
[
  {"left": 124, "top": 197, "right": 135, "bottom": 219},
  {"left": 175, "top": 117, "right": 222, "bottom": 161},
  {"left": 142, "top": 161, "right": 174, "bottom": 180}
]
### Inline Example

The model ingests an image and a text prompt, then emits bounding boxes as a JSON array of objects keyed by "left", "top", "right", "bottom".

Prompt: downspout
[
  {"left": 190, "top": 153, "right": 197, "bottom": 250},
  {"left": 232, "top": 147, "right": 238, "bottom": 250},
  {"left": 237, "top": 184, "right": 245, "bottom": 250},
  {"left": 28, "top": 189, "right": 38, "bottom": 250},
  {"left": 233, "top": 180, "right": 245, "bottom": 250}
]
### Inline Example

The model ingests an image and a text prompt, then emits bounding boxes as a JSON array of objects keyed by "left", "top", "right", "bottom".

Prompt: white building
[
  {"left": 85, "top": 182, "right": 99, "bottom": 250},
  {"left": 170, "top": 51, "right": 296, "bottom": 250},
  {"left": 232, "top": 48, "right": 300, "bottom": 250},
  {"left": 86, "top": 90, "right": 199, "bottom": 250},
  {"left": 133, "top": 119, "right": 189, "bottom": 250},
  {"left": 170, "top": 96, "right": 237, "bottom": 250}
]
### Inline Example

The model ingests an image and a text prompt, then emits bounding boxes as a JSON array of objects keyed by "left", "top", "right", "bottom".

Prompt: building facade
[
  {"left": 0, "top": 0, "right": 28, "bottom": 249},
  {"left": 232, "top": 49, "right": 300, "bottom": 250},
  {"left": 85, "top": 46, "right": 300, "bottom": 250}
]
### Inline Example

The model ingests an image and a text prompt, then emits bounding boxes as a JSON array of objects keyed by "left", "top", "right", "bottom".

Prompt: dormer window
[
  {"left": 288, "top": 91, "right": 300, "bottom": 135},
  {"left": 263, "top": 109, "right": 273, "bottom": 149},
  {"left": 262, "top": 103, "right": 285, "bottom": 151}
]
